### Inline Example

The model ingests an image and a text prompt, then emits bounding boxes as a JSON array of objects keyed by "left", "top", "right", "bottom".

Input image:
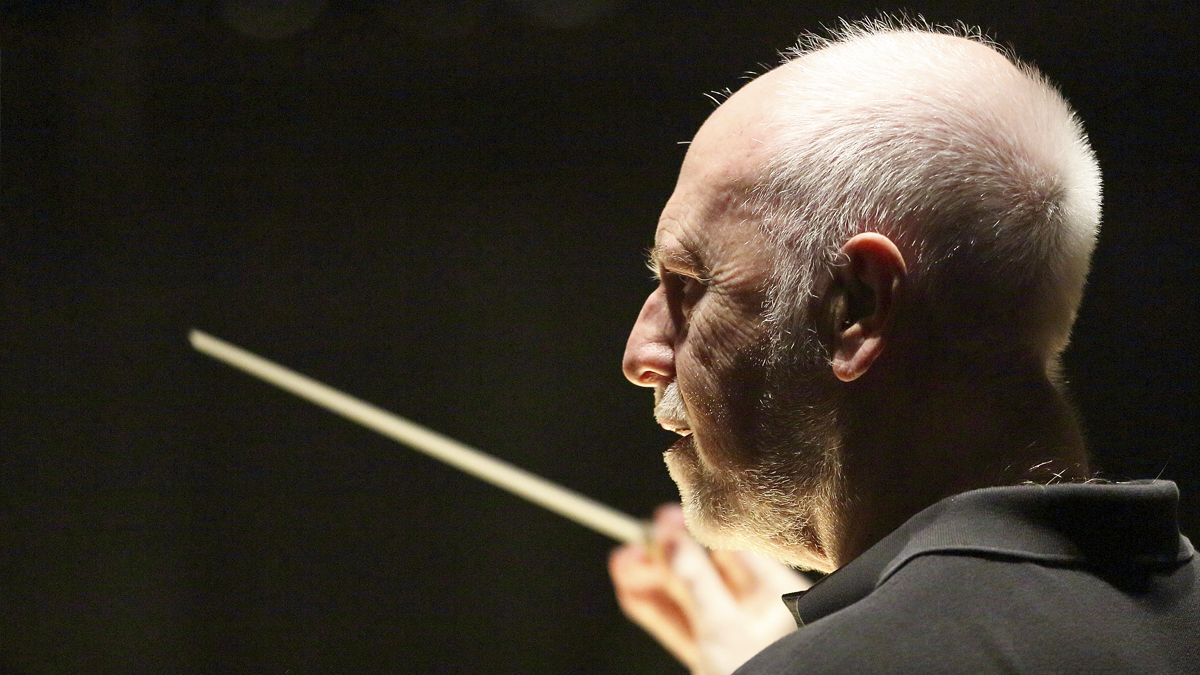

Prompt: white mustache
[{"left": 654, "top": 381, "right": 691, "bottom": 434}]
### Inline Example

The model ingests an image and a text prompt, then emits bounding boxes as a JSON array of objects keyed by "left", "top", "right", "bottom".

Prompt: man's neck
[{"left": 827, "top": 354, "right": 1090, "bottom": 567}]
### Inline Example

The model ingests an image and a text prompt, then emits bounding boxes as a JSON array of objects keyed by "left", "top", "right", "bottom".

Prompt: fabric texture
[{"left": 737, "top": 480, "right": 1199, "bottom": 675}]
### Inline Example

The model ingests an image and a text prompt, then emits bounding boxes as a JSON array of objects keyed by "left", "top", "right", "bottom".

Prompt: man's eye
[{"left": 664, "top": 272, "right": 707, "bottom": 313}]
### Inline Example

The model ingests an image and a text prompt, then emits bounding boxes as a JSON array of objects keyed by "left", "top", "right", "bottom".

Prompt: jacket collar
[{"left": 783, "top": 480, "right": 1194, "bottom": 627}]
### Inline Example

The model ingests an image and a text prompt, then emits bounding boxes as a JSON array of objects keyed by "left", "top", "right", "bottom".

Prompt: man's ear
[{"left": 830, "top": 233, "right": 907, "bottom": 382}]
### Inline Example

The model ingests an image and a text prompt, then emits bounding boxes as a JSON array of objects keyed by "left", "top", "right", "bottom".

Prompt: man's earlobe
[{"left": 830, "top": 234, "right": 906, "bottom": 382}]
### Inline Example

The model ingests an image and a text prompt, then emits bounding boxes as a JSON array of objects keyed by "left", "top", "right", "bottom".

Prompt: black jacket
[{"left": 740, "top": 481, "right": 1198, "bottom": 674}]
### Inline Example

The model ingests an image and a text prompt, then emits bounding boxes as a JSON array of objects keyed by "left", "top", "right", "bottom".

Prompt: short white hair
[{"left": 754, "top": 19, "right": 1102, "bottom": 367}]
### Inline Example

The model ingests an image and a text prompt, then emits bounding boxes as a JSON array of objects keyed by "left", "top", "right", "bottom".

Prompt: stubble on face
[{"left": 663, "top": 324, "right": 845, "bottom": 573}]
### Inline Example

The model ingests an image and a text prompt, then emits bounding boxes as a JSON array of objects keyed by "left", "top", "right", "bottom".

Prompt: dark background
[{"left": 2, "top": 1, "right": 1196, "bottom": 672}]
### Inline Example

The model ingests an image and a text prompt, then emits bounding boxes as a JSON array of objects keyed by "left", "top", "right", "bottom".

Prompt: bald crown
[{"left": 755, "top": 26, "right": 1102, "bottom": 365}]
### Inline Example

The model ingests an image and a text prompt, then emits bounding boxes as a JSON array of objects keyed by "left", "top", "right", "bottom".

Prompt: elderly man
[{"left": 609, "top": 21, "right": 1197, "bottom": 675}]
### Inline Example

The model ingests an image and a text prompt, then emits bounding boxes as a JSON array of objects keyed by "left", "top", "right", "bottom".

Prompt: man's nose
[{"left": 623, "top": 286, "right": 676, "bottom": 387}]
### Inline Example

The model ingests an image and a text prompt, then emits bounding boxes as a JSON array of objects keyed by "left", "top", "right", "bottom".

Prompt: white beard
[{"left": 657, "top": 342, "right": 845, "bottom": 573}]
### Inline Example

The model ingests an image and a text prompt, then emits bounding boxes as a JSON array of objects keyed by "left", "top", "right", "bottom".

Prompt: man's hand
[{"left": 608, "top": 504, "right": 811, "bottom": 675}]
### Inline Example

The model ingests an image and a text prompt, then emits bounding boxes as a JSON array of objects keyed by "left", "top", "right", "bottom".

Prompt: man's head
[{"left": 623, "top": 21, "right": 1101, "bottom": 571}]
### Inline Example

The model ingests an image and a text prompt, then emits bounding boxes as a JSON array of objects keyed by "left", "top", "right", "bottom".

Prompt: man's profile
[{"left": 610, "top": 19, "right": 1197, "bottom": 675}]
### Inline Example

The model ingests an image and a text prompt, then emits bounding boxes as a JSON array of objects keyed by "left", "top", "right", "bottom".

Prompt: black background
[{"left": 3, "top": 1, "right": 1197, "bottom": 672}]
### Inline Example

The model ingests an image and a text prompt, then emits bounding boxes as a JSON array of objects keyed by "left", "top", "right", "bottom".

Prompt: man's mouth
[
  {"left": 666, "top": 433, "right": 695, "bottom": 456},
  {"left": 659, "top": 420, "right": 693, "bottom": 436}
]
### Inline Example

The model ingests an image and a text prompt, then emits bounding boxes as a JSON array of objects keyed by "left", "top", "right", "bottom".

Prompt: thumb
[{"left": 669, "top": 533, "right": 738, "bottom": 618}]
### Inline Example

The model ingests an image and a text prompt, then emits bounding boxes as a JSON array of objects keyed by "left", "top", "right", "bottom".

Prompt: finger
[
  {"left": 647, "top": 505, "right": 710, "bottom": 618},
  {"left": 609, "top": 545, "right": 699, "bottom": 667},
  {"left": 668, "top": 528, "right": 739, "bottom": 618},
  {"left": 708, "top": 548, "right": 757, "bottom": 600},
  {"left": 654, "top": 502, "right": 687, "bottom": 529},
  {"left": 648, "top": 503, "right": 688, "bottom": 563},
  {"left": 610, "top": 543, "right": 686, "bottom": 598},
  {"left": 616, "top": 586, "right": 699, "bottom": 666}
]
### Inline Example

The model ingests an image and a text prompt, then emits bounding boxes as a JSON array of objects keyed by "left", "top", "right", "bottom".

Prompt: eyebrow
[{"left": 645, "top": 244, "right": 705, "bottom": 279}]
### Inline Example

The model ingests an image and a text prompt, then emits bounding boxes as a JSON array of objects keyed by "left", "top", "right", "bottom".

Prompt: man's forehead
[
  {"left": 660, "top": 65, "right": 793, "bottom": 230},
  {"left": 649, "top": 211, "right": 703, "bottom": 269},
  {"left": 645, "top": 64, "right": 801, "bottom": 274},
  {"left": 685, "top": 63, "right": 801, "bottom": 163}
]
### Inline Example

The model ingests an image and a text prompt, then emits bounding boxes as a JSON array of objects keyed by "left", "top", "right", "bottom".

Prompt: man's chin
[
  {"left": 663, "top": 435, "right": 698, "bottom": 508},
  {"left": 662, "top": 434, "right": 835, "bottom": 571},
  {"left": 663, "top": 435, "right": 737, "bottom": 551},
  {"left": 663, "top": 434, "right": 700, "bottom": 492}
]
